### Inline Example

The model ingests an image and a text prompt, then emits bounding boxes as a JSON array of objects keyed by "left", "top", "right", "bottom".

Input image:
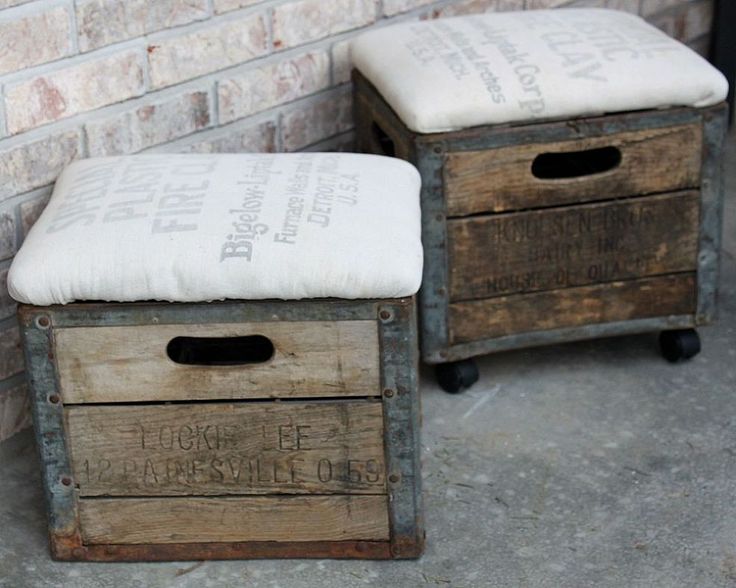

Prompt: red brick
[
  {"left": 213, "top": 0, "right": 263, "bottom": 14},
  {"left": 5, "top": 52, "right": 145, "bottom": 134},
  {"left": 0, "top": 212, "right": 17, "bottom": 262},
  {"left": 86, "top": 91, "right": 212, "bottom": 156},
  {"left": 218, "top": 51, "right": 330, "bottom": 124},
  {"left": 180, "top": 120, "right": 277, "bottom": 153},
  {"left": 76, "top": 0, "right": 210, "bottom": 52},
  {"left": 431, "top": 0, "right": 523, "bottom": 17},
  {"left": 0, "top": 131, "right": 83, "bottom": 203},
  {"left": 273, "top": 0, "right": 377, "bottom": 50},
  {"left": 281, "top": 90, "right": 353, "bottom": 151},
  {"left": 0, "top": 7, "right": 72, "bottom": 76},
  {"left": 19, "top": 190, "right": 51, "bottom": 237},
  {"left": 383, "top": 0, "right": 434, "bottom": 16},
  {"left": 0, "top": 265, "right": 15, "bottom": 321},
  {"left": 148, "top": 14, "right": 268, "bottom": 89}
]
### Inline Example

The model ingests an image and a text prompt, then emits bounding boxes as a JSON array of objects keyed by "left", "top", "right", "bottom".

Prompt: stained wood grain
[
  {"left": 449, "top": 274, "right": 696, "bottom": 343},
  {"left": 444, "top": 124, "right": 703, "bottom": 215},
  {"left": 448, "top": 191, "right": 700, "bottom": 302},
  {"left": 66, "top": 401, "right": 386, "bottom": 496},
  {"left": 79, "top": 495, "right": 390, "bottom": 544},
  {"left": 55, "top": 321, "right": 379, "bottom": 403}
]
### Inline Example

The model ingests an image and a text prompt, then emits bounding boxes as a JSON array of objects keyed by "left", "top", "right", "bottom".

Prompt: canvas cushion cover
[
  {"left": 350, "top": 8, "right": 729, "bottom": 133},
  {"left": 8, "top": 153, "right": 423, "bottom": 305}
]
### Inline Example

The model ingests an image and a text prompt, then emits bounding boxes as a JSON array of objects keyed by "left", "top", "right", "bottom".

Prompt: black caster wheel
[
  {"left": 435, "top": 359, "right": 479, "bottom": 394},
  {"left": 659, "top": 329, "right": 701, "bottom": 363}
]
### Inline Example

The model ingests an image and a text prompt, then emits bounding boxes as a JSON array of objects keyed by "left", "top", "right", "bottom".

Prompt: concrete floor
[{"left": 1, "top": 134, "right": 735, "bottom": 588}]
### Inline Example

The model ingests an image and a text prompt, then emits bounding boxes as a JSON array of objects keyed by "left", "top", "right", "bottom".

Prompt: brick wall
[{"left": 0, "top": 0, "right": 715, "bottom": 441}]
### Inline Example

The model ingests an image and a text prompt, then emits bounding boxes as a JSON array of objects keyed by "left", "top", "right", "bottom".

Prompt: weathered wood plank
[
  {"left": 353, "top": 70, "right": 415, "bottom": 161},
  {"left": 444, "top": 124, "right": 703, "bottom": 216},
  {"left": 55, "top": 321, "right": 379, "bottom": 403},
  {"left": 66, "top": 401, "right": 386, "bottom": 496},
  {"left": 448, "top": 191, "right": 700, "bottom": 302},
  {"left": 79, "top": 495, "right": 390, "bottom": 544},
  {"left": 449, "top": 274, "right": 696, "bottom": 343}
]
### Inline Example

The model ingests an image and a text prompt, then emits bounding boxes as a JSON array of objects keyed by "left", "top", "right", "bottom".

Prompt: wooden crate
[
  {"left": 19, "top": 298, "right": 423, "bottom": 561},
  {"left": 353, "top": 70, "right": 727, "bottom": 365}
]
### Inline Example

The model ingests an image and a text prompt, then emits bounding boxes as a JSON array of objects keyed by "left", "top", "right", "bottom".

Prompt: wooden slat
[
  {"left": 79, "top": 495, "right": 390, "bottom": 544},
  {"left": 353, "top": 70, "right": 414, "bottom": 161},
  {"left": 449, "top": 274, "right": 696, "bottom": 344},
  {"left": 66, "top": 401, "right": 386, "bottom": 496},
  {"left": 444, "top": 123, "right": 703, "bottom": 216},
  {"left": 448, "top": 191, "right": 700, "bottom": 302},
  {"left": 55, "top": 321, "right": 379, "bottom": 403}
]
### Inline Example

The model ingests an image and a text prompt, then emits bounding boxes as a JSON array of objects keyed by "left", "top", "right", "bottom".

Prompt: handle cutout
[
  {"left": 531, "top": 146, "right": 621, "bottom": 179},
  {"left": 371, "top": 122, "right": 396, "bottom": 157},
  {"left": 167, "top": 335, "right": 274, "bottom": 366}
]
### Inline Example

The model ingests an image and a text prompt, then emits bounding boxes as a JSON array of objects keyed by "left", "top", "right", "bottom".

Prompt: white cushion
[
  {"left": 351, "top": 8, "right": 729, "bottom": 133},
  {"left": 8, "top": 153, "right": 423, "bottom": 305}
]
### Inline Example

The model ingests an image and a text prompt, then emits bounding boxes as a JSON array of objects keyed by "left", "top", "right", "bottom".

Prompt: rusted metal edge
[
  {"left": 352, "top": 69, "right": 708, "bottom": 153},
  {"left": 378, "top": 298, "right": 425, "bottom": 559},
  {"left": 422, "top": 314, "right": 697, "bottom": 364},
  {"left": 19, "top": 307, "right": 84, "bottom": 553},
  {"left": 51, "top": 540, "right": 392, "bottom": 562},
  {"left": 351, "top": 70, "right": 440, "bottom": 366},
  {"left": 414, "top": 143, "right": 451, "bottom": 361},
  {"left": 18, "top": 298, "right": 415, "bottom": 328},
  {"left": 696, "top": 102, "right": 728, "bottom": 325}
]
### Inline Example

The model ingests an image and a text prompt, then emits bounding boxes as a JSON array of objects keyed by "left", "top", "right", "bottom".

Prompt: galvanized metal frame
[
  {"left": 377, "top": 299, "right": 424, "bottom": 558},
  {"left": 353, "top": 70, "right": 728, "bottom": 364},
  {"left": 19, "top": 297, "right": 423, "bottom": 561},
  {"left": 697, "top": 104, "right": 728, "bottom": 324},
  {"left": 19, "top": 312, "right": 82, "bottom": 560}
]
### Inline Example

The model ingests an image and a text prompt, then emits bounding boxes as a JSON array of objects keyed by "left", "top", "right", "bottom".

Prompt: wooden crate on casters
[{"left": 351, "top": 8, "right": 728, "bottom": 392}]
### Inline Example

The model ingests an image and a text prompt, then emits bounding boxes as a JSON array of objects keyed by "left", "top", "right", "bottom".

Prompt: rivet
[
  {"left": 389, "top": 474, "right": 400, "bottom": 484},
  {"left": 379, "top": 309, "right": 392, "bottom": 321},
  {"left": 60, "top": 476, "right": 72, "bottom": 487},
  {"left": 383, "top": 389, "right": 394, "bottom": 398},
  {"left": 48, "top": 394, "right": 60, "bottom": 404},
  {"left": 36, "top": 316, "right": 50, "bottom": 329}
]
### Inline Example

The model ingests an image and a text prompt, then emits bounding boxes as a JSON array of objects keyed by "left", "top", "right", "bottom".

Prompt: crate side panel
[
  {"left": 66, "top": 401, "right": 386, "bottom": 496},
  {"left": 449, "top": 274, "right": 697, "bottom": 344},
  {"left": 55, "top": 321, "right": 379, "bottom": 403},
  {"left": 78, "top": 495, "right": 390, "bottom": 544},
  {"left": 448, "top": 191, "right": 700, "bottom": 302},
  {"left": 444, "top": 123, "right": 703, "bottom": 215}
]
